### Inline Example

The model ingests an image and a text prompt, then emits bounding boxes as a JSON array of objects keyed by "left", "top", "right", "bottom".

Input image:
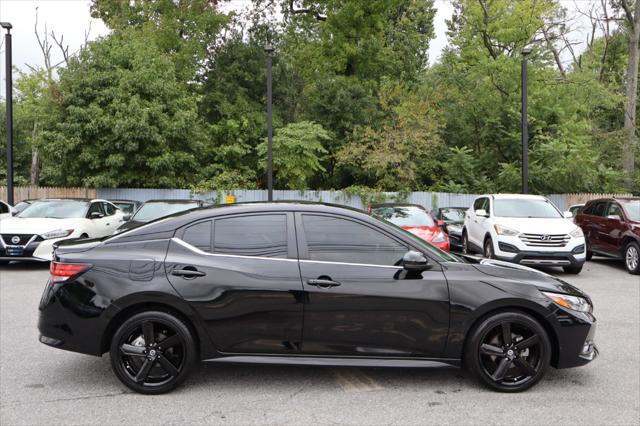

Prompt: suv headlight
[
  {"left": 432, "top": 231, "right": 447, "bottom": 243},
  {"left": 494, "top": 224, "right": 520, "bottom": 236},
  {"left": 542, "top": 291, "right": 592, "bottom": 313},
  {"left": 41, "top": 229, "right": 74, "bottom": 240},
  {"left": 570, "top": 227, "right": 584, "bottom": 238}
]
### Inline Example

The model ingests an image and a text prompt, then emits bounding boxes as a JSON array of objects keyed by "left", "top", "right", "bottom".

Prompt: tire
[
  {"left": 464, "top": 311, "right": 551, "bottom": 393},
  {"left": 586, "top": 250, "right": 593, "bottom": 261},
  {"left": 462, "top": 231, "right": 470, "bottom": 254},
  {"left": 80, "top": 233, "right": 89, "bottom": 239},
  {"left": 624, "top": 241, "right": 640, "bottom": 275},
  {"left": 110, "top": 311, "right": 196, "bottom": 394},
  {"left": 562, "top": 265, "right": 583, "bottom": 274},
  {"left": 483, "top": 237, "right": 494, "bottom": 259}
]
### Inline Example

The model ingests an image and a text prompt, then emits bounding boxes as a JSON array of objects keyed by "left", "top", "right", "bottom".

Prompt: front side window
[
  {"left": 87, "top": 203, "right": 105, "bottom": 217},
  {"left": 302, "top": 215, "right": 408, "bottom": 266},
  {"left": 592, "top": 202, "right": 608, "bottom": 217},
  {"left": 493, "top": 199, "right": 561, "bottom": 218},
  {"left": 607, "top": 203, "right": 624, "bottom": 219},
  {"left": 473, "top": 198, "right": 486, "bottom": 211},
  {"left": 214, "top": 215, "right": 287, "bottom": 258},
  {"left": 103, "top": 202, "right": 116, "bottom": 216},
  {"left": 19, "top": 200, "right": 88, "bottom": 219},
  {"left": 183, "top": 221, "right": 212, "bottom": 252}
]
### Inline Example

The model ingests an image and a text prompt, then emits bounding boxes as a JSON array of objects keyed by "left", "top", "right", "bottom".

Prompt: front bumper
[
  {"left": 1, "top": 238, "right": 68, "bottom": 262},
  {"left": 549, "top": 308, "right": 598, "bottom": 369},
  {"left": 495, "top": 251, "right": 586, "bottom": 267},
  {"left": 492, "top": 235, "right": 586, "bottom": 267}
]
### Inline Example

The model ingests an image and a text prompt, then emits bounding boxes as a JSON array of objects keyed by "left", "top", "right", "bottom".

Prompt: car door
[
  {"left": 601, "top": 202, "right": 627, "bottom": 255},
  {"left": 165, "top": 212, "right": 304, "bottom": 355},
  {"left": 586, "top": 202, "right": 608, "bottom": 252},
  {"left": 86, "top": 202, "right": 110, "bottom": 237},
  {"left": 469, "top": 197, "right": 489, "bottom": 248},
  {"left": 295, "top": 212, "right": 450, "bottom": 358},
  {"left": 102, "top": 202, "right": 124, "bottom": 234}
]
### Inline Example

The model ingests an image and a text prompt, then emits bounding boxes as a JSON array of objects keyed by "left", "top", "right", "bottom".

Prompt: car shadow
[{"left": 0, "top": 261, "right": 50, "bottom": 271}]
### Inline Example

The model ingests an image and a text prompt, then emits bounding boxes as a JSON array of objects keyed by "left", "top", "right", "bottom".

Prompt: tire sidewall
[
  {"left": 109, "top": 311, "right": 196, "bottom": 395},
  {"left": 483, "top": 238, "right": 494, "bottom": 259},
  {"left": 624, "top": 242, "right": 640, "bottom": 275},
  {"left": 465, "top": 311, "right": 551, "bottom": 392}
]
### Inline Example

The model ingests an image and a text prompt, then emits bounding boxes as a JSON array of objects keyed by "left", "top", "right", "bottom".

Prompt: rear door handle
[
  {"left": 307, "top": 279, "right": 341, "bottom": 288},
  {"left": 171, "top": 268, "right": 206, "bottom": 279}
]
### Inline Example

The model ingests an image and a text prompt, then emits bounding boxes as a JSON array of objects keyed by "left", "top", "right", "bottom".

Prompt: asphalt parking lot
[{"left": 0, "top": 259, "right": 638, "bottom": 426}]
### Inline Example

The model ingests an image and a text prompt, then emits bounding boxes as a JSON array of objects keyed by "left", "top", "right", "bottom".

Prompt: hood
[
  {"left": 467, "top": 256, "right": 587, "bottom": 298},
  {"left": 494, "top": 217, "right": 578, "bottom": 234},
  {"left": 402, "top": 226, "right": 442, "bottom": 242},
  {"left": 0, "top": 217, "right": 85, "bottom": 235}
]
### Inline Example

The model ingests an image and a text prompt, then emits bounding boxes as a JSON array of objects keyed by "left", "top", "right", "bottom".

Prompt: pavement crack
[{"left": 1, "top": 390, "right": 131, "bottom": 407}]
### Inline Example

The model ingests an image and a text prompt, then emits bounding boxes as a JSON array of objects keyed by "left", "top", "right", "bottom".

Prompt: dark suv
[{"left": 575, "top": 197, "right": 640, "bottom": 274}]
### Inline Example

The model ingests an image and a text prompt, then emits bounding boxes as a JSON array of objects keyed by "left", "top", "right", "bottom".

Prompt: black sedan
[{"left": 38, "top": 202, "right": 597, "bottom": 394}]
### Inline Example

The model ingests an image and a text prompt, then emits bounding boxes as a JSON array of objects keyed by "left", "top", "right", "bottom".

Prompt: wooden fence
[
  {"left": 0, "top": 186, "right": 96, "bottom": 202},
  {"left": 565, "top": 192, "right": 633, "bottom": 208}
]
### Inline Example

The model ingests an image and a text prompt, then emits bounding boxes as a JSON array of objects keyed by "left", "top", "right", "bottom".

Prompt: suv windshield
[
  {"left": 132, "top": 202, "right": 199, "bottom": 222},
  {"left": 621, "top": 200, "right": 640, "bottom": 221},
  {"left": 18, "top": 200, "right": 88, "bottom": 219},
  {"left": 372, "top": 206, "right": 435, "bottom": 227},
  {"left": 493, "top": 199, "right": 562, "bottom": 218}
]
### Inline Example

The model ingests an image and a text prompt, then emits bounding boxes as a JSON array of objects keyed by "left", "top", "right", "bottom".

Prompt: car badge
[
  {"left": 11, "top": 236, "right": 20, "bottom": 244},
  {"left": 540, "top": 235, "right": 551, "bottom": 241}
]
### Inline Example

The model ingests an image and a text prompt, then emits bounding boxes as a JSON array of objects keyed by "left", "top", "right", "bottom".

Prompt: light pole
[
  {"left": 1, "top": 22, "right": 13, "bottom": 205},
  {"left": 521, "top": 46, "right": 532, "bottom": 195},
  {"left": 265, "top": 44, "right": 274, "bottom": 202}
]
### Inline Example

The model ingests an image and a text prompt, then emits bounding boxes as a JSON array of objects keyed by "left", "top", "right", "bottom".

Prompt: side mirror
[
  {"left": 607, "top": 214, "right": 621, "bottom": 222},
  {"left": 475, "top": 209, "right": 488, "bottom": 217},
  {"left": 402, "top": 251, "right": 431, "bottom": 272},
  {"left": 123, "top": 214, "right": 132, "bottom": 221},
  {"left": 90, "top": 212, "right": 104, "bottom": 219},
  {"left": 563, "top": 211, "right": 573, "bottom": 219}
]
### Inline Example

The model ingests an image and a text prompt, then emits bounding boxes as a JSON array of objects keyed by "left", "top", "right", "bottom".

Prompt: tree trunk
[
  {"left": 623, "top": 0, "right": 640, "bottom": 190},
  {"left": 30, "top": 147, "right": 40, "bottom": 186}
]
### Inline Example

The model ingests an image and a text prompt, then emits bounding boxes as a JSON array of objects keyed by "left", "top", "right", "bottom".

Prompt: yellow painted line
[{"left": 332, "top": 369, "right": 384, "bottom": 393}]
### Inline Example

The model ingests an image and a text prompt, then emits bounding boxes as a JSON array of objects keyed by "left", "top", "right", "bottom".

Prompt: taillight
[{"left": 49, "top": 262, "right": 91, "bottom": 282}]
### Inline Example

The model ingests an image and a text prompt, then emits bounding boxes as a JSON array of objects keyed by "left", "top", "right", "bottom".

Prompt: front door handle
[
  {"left": 171, "top": 267, "right": 206, "bottom": 279},
  {"left": 307, "top": 278, "right": 341, "bottom": 288}
]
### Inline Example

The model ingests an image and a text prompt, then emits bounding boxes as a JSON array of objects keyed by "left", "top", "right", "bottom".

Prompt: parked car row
[{"left": 0, "top": 198, "right": 206, "bottom": 264}]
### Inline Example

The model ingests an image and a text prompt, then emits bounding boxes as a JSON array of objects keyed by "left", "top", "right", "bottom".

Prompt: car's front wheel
[
  {"left": 465, "top": 311, "right": 551, "bottom": 392},
  {"left": 462, "top": 231, "right": 470, "bottom": 254},
  {"left": 110, "top": 311, "right": 196, "bottom": 394},
  {"left": 624, "top": 241, "right": 640, "bottom": 275},
  {"left": 483, "top": 238, "right": 494, "bottom": 259}
]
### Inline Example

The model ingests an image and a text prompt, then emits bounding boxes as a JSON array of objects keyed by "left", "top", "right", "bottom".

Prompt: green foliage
[{"left": 257, "top": 121, "right": 330, "bottom": 189}]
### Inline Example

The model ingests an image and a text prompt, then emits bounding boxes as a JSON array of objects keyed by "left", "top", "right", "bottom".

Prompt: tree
[
  {"left": 257, "top": 121, "right": 329, "bottom": 189},
  {"left": 44, "top": 29, "right": 207, "bottom": 188}
]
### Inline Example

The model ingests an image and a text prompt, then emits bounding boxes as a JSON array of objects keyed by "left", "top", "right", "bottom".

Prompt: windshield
[
  {"left": 622, "top": 200, "right": 640, "bottom": 221},
  {"left": 14, "top": 201, "right": 32, "bottom": 213},
  {"left": 114, "top": 202, "right": 136, "bottom": 214},
  {"left": 18, "top": 200, "right": 88, "bottom": 219},
  {"left": 440, "top": 208, "right": 467, "bottom": 222},
  {"left": 372, "top": 206, "right": 436, "bottom": 227},
  {"left": 493, "top": 199, "right": 562, "bottom": 218},
  {"left": 132, "top": 202, "right": 199, "bottom": 222}
]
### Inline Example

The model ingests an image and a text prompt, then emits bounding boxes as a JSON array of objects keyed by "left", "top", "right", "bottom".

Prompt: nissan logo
[
  {"left": 10, "top": 236, "right": 20, "bottom": 244},
  {"left": 540, "top": 235, "right": 551, "bottom": 241}
]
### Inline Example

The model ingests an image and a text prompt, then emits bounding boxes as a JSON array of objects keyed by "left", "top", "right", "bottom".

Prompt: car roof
[
  {"left": 484, "top": 194, "right": 547, "bottom": 200},
  {"left": 142, "top": 199, "right": 202, "bottom": 204},
  {"left": 110, "top": 201, "right": 370, "bottom": 242},
  {"left": 370, "top": 203, "right": 426, "bottom": 209},
  {"left": 109, "top": 199, "right": 140, "bottom": 203}
]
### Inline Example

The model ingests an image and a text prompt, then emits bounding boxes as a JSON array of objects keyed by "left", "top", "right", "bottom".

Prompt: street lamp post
[
  {"left": 1, "top": 22, "right": 13, "bottom": 205},
  {"left": 521, "top": 46, "right": 532, "bottom": 195},
  {"left": 265, "top": 44, "right": 274, "bottom": 202}
]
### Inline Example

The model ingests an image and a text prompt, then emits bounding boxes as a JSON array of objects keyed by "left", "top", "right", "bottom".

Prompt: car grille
[
  {"left": 1, "top": 234, "right": 36, "bottom": 246},
  {"left": 519, "top": 233, "right": 570, "bottom": 247}
]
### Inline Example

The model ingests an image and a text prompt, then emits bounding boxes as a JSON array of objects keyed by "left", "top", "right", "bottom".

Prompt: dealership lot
[{"left": 0, "top": 259, "right": 638, "bottom": 425}]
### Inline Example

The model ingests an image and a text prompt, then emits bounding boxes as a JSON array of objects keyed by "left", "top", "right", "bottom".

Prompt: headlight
[
  {"left": 542, "top": 291, "right": 592, "bottom": 313},
  {"left": 494, "top": 224, "right": 520, "bottom": 236},
  {"left": 570, "top": 227, "right": 584, "bottom": 238},
  {"left": 432, "top": 232, "right": 447, "bottom": 243},
  {"left": 446, "top": 224, "right": 463, "bottom": 234},
  {"left": 41, "top": 229, "right": 74, "bottom": 240}
]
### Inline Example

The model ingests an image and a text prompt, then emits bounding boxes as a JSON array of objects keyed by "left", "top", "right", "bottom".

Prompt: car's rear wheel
[
  {"left": 563, "top": 265, "right": 583, "bottom": 274},
  {"left": 462, "top": 231, "right": 470, "bottom": 254},
  {"left": 465, "top": 311, "right": 550, "bottom": 392},
  {"left": 483, "top": 238, "right": 494, "bottom": 259},
  {"left": 110, "top": 311, "right": 196, "bottom": 394},
  {"left": 624, "top": 241, "right": 640, "bottom": 275}
]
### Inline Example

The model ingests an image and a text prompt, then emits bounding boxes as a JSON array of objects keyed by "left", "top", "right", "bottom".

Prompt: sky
[{"left": 0, "top": 0, "right": 608, "bottom": 88}]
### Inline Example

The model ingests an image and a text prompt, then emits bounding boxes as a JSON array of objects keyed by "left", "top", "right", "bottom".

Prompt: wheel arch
[
  {"left": 461, "top": 304, "right": 560, "bottom": 368},
  {"left": 621, "top": 236, "right": 639, "bottom": 254}
]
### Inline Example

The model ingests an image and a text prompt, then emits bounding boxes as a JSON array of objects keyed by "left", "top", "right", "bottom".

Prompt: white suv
[{"left": 462, "top": 194, "right": 586, "bottom": 274}]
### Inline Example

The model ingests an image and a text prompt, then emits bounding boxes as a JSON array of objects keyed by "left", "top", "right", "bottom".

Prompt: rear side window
[
  {"left": 301, "top": 215, "right": 408, "bottom": 266},
  {"left": 214, "top": 215, "right": 287, "bottom": 258},
  {"left": 183, "top": 221, "right": 212, "bottom": 252}
]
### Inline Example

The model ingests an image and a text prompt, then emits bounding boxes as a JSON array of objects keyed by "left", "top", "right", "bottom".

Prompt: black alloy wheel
[
  {"left": 465, "top": 312, "right": 550, "bottom": 392},
  {"left": 110, "top": 311, "right": 195, "bottom": 394},
  {"left": 483, "top": 238, "right": 494, "bottom": 259}
]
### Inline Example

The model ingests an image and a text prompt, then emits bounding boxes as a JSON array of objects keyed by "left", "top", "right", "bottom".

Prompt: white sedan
[{"left": 0, "top": 198, "right": 125, "bottom": 263}]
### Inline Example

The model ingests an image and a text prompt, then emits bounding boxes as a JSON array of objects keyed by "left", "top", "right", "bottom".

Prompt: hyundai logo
[
  {"left": 540, "top": 235, "right": 551, "bottom": 241},
  {"left": 10, "top": 236, "right": 20, "bottom": 244}
]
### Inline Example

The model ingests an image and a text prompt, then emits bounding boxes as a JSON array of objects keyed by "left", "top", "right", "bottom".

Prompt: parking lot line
[{"left": 332, "top": 368, "right": 384, "bottom": 392}]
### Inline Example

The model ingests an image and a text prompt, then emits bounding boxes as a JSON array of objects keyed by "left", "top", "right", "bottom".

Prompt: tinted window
[
  {"left": 214, "top": 215, "right": 287, "bottom": 258},
  {"left": 302, "top": 215, "right": 408, "bottom": 266},
  {"left": 473, "top": 198, "right": 486, "bottom": 211},
  {"left": 592, "top": 202, "right": 608, "bottom": 217},
  {"left": 0, "top": 202, "right": 8, "bottom": 214},
  {"left": 87, "top": 202, "right": 104, "bottom": 217},
  {"left": 183, "top": 221, "right": 212, "bottom": 252},
  {"left": 103, "top": 202, "right": 116, "bottom": 216}
]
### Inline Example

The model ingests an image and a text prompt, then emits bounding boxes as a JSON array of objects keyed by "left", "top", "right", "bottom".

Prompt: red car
[
  {"left": 370, "top": 203, "right": 450, "bottom": 251},
  {"left": 575, "top": 197, "right": 640, "bottom": 274}
]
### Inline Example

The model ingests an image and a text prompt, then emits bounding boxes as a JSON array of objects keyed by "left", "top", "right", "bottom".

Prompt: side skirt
[{"left": 203, "top": 355, "right": 460, "bottom": 369}]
